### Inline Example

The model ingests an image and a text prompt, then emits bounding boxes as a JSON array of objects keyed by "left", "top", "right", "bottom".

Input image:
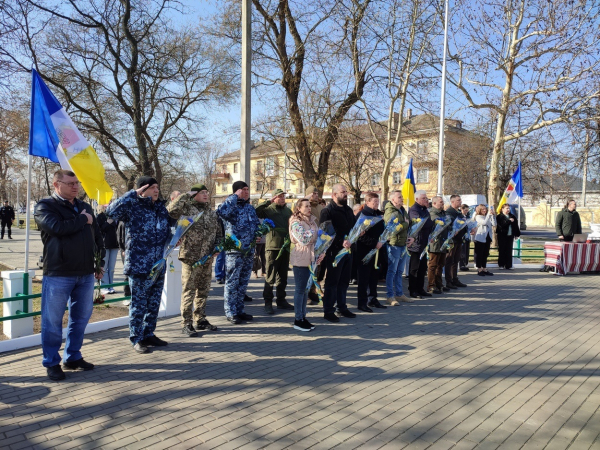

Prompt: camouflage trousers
[
  {"left": 181, "top": 262, "right": 212, "bottom": 326},
  {"left": 224, "top": 251, "right": 254, "bottom": 318},
  {"left": 128, "top": 271, "right": 165, "bottom": 345}
]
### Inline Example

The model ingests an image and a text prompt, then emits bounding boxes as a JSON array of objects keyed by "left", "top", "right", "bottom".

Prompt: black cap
[
  {"left": 232, "top": 181, "right": 248, "bottom": 193},
  {"left": 136, "top": 176, "right": 158, "bottom": 189}
]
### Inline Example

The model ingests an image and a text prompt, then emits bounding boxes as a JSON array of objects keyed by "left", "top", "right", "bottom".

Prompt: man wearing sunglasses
[{"left": 34, "top": 170, "right": 105, "bottom": 381}]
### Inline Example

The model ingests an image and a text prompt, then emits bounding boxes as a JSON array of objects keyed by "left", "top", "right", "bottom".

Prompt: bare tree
[
  {"left": 0, "top": 98, "right": 28, "bottom": 200},
  {"left": 6, "top": 0, "right": 237, "bottom": 188},
  {"left": 357, "top": 0, "right": 438, "bottom": 199},
  {"left": 449, "top": 0, "right": 600, "bottom": 204}
]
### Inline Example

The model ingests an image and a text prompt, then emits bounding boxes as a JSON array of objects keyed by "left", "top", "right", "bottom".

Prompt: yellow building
[{"left": 213, "top": 113, "right": 489, "bottom": 204}]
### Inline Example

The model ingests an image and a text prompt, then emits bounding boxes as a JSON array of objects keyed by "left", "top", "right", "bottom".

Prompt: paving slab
[{"left": 1, "top": 269, "right": 600, "bottom": 449}]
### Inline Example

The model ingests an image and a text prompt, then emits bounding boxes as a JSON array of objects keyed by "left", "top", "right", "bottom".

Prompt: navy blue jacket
[
  {"left": 217, "top": 194, "right": 260, "bottom": 253},
  {"left": 106, "top": 190, "right": 172, "bottom": 275},
  {"left": 407, "top": 203, "right": 433, "bottom": 254}
]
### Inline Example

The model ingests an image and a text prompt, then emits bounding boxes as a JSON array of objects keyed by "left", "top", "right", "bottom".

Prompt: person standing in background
[
  {"left": 96, "top": 205, "right": 119, "bottom": 295},
  {"left": 0, "top": 200, "right": 15, "bottom": 239},
  {"left": 496, "top": 203, "right": 521, "bottom": 270},
  {"left": 555, "top": 199, "right": 582, "bottom": 242}
]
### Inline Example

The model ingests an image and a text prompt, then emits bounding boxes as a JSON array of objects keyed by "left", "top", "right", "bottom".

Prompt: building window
[
  {"left": 396, "top": 144, "right": 402, "bottom": 157},
  {"left": 298, "top": 179, "right": 304, "bottom": 193},
  {"left": 371, "top": 174, "right": 380, "bottom": 186},
  {"left": 256, "top": 181, "right": 264, "bottom": 191},
  {"left": 256, "top": 160, "right": 263, "bottom": 174},
  {"left": 416, "top": 168, "right": 429, "bottom": 183},
  {"left": 393, "top": 171, "right": 401, "bottom": 184},
  {"left": 233, "top": 163, "right": 238, "bottom": 173},
  {"left": 221, "top": 182, "right": 228, "bottom": 192},
  {"left": 268, "top": 179, "right": 276, "bottom": 190},
  {"left": 221, "top": 164, "right": 227, "bottom": 172},
  {"left": 417, "top": 140, "right": 428, "bottom": 154},
  {"left": 266, "top": 156, "right": 275, "bottom": 176}
]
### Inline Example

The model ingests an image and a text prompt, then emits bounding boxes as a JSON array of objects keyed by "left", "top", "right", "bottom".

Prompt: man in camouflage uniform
[
  {"left": 107, "top": 176, "right": 173, "bottom": 354},
  {"left": 217, "top": 181, "right": 260, "bottom": 324},
  {"left": 168, "top": 184, "right": 222, "bottom": 337},
  {"left": 255, "top": 188, "right": 294, "bottom": 314}
]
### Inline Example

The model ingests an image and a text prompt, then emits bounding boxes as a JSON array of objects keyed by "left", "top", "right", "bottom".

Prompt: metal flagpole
[
  {"left": 24, "top": 156, "right": 33, "bottom": 274},
  {"left": 437, "top": 0, "right": 450, "bottom": 196},
  {"left": 240, "top": 0, "right": 252, "bottom": 184}
]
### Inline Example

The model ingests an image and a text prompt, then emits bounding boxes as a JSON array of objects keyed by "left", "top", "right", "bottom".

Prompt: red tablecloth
[{"left": 544, "top": 242, "right": 600, "bottom": 275}]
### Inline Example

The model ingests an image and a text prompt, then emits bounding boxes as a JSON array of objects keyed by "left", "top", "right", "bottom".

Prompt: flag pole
[{"left": 24, "top": 155, "right": 33, "bottom": 274}]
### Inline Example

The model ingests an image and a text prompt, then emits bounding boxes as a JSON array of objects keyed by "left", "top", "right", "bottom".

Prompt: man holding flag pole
[{"left": 28, "top": 68, "right": 112, "bottom": 380}]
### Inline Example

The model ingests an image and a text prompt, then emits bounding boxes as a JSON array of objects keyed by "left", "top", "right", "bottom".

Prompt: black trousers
[
  {"left": 408, "top": 251, "right": 428, "bottom": 294},
  {"left": 357, "top": 249, "right": 380, "bottom": 307},
  {"left": 263, "top": 250, "right": 289, "bottom": 303},
  {"left": 1, "top": 220, "right": 12, "bottom": 238},
  {"left": 497, "top": 235, "right": 514, "bottom": 269},
  {"left": 460, "top": 240, "right": 470, "bottom": 268},
  {"left": 444, "top": 239, "right": 463, "bottom": 283},
  {"left": 323, "top": 253, "right": 352, "bottom": 314},
  {"left": 474, "top": 238, "right": 492, "bottom": 268}
]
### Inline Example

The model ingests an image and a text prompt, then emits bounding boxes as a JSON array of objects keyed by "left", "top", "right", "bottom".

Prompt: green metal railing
[{"left": 0, "top": 281, "right": 130, "bottom": 323}]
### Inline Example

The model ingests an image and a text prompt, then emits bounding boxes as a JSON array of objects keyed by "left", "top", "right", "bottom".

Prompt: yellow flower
[{"left": 181, "top": 219, "right": 191, "bottom": 226}]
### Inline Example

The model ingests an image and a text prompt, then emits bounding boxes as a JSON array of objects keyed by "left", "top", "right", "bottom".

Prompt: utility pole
[
  {"left": 582, "top": 131, "right": 590, "bottom": 207},
  {"left": 437, "top": 0, "right": 450, "bottom": 196},
  {"left": 240, "top": 0, "right": 252, "bottom": 184}
]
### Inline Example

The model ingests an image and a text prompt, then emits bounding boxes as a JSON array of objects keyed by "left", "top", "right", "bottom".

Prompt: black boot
[
  {"left": 264, "top": 300, "right": 275, "bottom": 315},
  {"left": 276, "top": 299, "right": 294, "bottom": 310}
]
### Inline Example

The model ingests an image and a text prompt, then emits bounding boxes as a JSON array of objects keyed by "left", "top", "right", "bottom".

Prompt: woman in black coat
[{"left": 496, "top": 204, "right": 521, "bottom": 270}]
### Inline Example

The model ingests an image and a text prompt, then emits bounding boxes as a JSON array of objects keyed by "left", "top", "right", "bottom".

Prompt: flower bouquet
[
  {"left": 222, "top": 234, "right": 243, "bottom": 251},
  {"left": 362, "top": 214, "right": 404, "bottom": 267},
  {"left": 420, "top": 216, "right": 453, "bottom": 259},
  {"left": 276, "top": 236, "right": 291, "bottom": 260},
  {"left": 305, "top": 221, "right": 336, "bottom": 299},
  {"left": 440, "top": 218, "right": 478, "bottom": 251},
  {"left": 332, "top": 215, "right": 383, "bottom": 267},
  {"left": 148, "top": 212, "right": 204, "bottom": 283},
  {"left": 192, "top": 244, "right": 224, "bottom": 268}
]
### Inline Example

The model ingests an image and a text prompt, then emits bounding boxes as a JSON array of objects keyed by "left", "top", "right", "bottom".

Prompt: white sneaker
[{"left": 293, "top": 320, "right": 311, "bottom": 332}]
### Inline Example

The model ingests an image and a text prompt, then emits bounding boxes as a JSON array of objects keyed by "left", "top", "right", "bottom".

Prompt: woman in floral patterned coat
[{"left": 289, "top": 198, "right": 323, "bottom": 332}]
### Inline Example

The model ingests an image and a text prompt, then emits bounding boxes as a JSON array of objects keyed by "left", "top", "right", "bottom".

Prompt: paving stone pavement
[{"left": 1, "top": 269, "right": 600, "bottom": 450}]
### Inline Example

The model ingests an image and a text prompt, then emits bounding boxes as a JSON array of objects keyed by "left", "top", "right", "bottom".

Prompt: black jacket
[
  {"left": 496, "top": 213, "right": 521, "bottom": 238},
  {"left": 117, "top": 221, "right": 127, "bottom": 251},
  {"left": 34, "top": 194, "right": 105, "bottom": 277},
  {"left": 446, "top": 206, "right": 467, "bottom": 242},
  {"left": 0, "top": 205, "right": 15, "bottom": 222},
  {"left": 320, "top": 200, "right": 356, "bottom": 258},
  {"left": 356, "top": 206, "right": 384, "bottom": 256},
  {"left": 407, "top": 203, "right": 433, "bottom": 254},
  {"left": 97, "top": 212, "right": 119, "bottom": 249},
  {"left": 555, "top": 208, "right": 582, "bottom": 238}
]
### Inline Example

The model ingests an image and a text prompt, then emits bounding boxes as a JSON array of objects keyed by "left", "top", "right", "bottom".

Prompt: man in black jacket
[
  {"left": 0, "top": 200, "right": 15, "bottom": 239},
  {"left": 444, "top": 194, "right": 468, "bottom": 289},
  {"left": 407, "top": 190, "right": 434, "bottom": 298},
  {"left": 356, "top": 192, "right": 386, "bottom": 312},
  {"left": 320, "top": 184, "right": 357, "bottom": 322},
  {"left": 427, "top": 196, "right": 449, "bottom": 294},
  {"left": 34, "top": 170, "right": 105, "bottom": 381}
]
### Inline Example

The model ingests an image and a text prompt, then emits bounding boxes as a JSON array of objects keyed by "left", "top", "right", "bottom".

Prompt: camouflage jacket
[
  {"left": 217, "top": 194, "right": 260, "bottom": 253},
  {"left": 106, "top": 190, "right": 172, "bottom": 275},
  {"left": 167, "top": 194, "right": 223, "bottom": 264}
]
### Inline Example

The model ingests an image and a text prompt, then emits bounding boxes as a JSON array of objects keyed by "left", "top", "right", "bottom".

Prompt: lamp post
[
  {"left": 437, "top": 0, "right": 450, "bottom": 196},
  {"left": 240, "top": 0, "right": 252, "bottom": 184}
]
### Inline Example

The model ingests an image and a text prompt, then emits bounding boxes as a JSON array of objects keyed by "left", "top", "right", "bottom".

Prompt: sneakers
[
  {"left": 452, "top": 279, "right": 468, "bottom": 287},
  {"left": 324, "top": 312, "right": 340, "bottom": 323},
  {"left": 386, "top": 297, "right": 400, "bottom": 306},
  {"left": 293, "top": 319, "right": 311, "bottom": 332},
  {"left": 47, "top": 365, "right": 66, "bottom": 381},
  {"left": 133, "top": 342, "right": 150, "bottom": 354},
  {"left": 227, "top": 315, "right": 242, "bottom": 324},
  {"left": 276, "top": 300, "right": 294, "bottom": 310},
  {"left": 396, "top": 295, "right": 413, "bottom": 303},
  {"left": 62, "top": 358, "right": 94, "bottom": 371},
  {"left": 358, "top": 305, "right": 373, "bottom": 313},
  {"left": 338, "top": 309, "right": 356, "bottom": 318},
  {"left": 238, "top": 313, "right": 253, "bottom": 321},
  {"left": 304, "top": 319, "right": 316, "bottom": 330},
  {"left": 196, "top": 319, "right": 218, "bottom": 331},
  {"left": 142, "top": 335, "right": 168, "bottom": 347},
  {"left": 264, "top": 303, "right": 275, "bottom": 315},
  {"left": 108, "top": 288, "right": 116, "bottom": 294},
  {"left": 182, "top": 324, "right": 199, "bottom": 337},
  {"left": 368, "top": 300, "right": 387, "bottom": 309}
]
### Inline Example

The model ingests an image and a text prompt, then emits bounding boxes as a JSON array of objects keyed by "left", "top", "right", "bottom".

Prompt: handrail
[{"left": 0, "top": 281, "right": 131, "bottom": 323}]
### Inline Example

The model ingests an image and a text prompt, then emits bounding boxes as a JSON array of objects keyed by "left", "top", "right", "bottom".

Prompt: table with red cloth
[{"left": 544, "top": 241, "right": 600, "bottom": 275}]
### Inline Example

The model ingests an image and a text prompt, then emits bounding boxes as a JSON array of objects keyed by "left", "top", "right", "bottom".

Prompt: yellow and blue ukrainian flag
[
  {"left": 401, "top": 158, "right": 416, "bottom": 207},
  {"left": 29, "top": 68, "right": 113, "bottom": 204}
]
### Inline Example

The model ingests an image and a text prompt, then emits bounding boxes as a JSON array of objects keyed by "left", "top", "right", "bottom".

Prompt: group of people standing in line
[{"left": 34, "top": 169, "right": 524, "bottom": 381}]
